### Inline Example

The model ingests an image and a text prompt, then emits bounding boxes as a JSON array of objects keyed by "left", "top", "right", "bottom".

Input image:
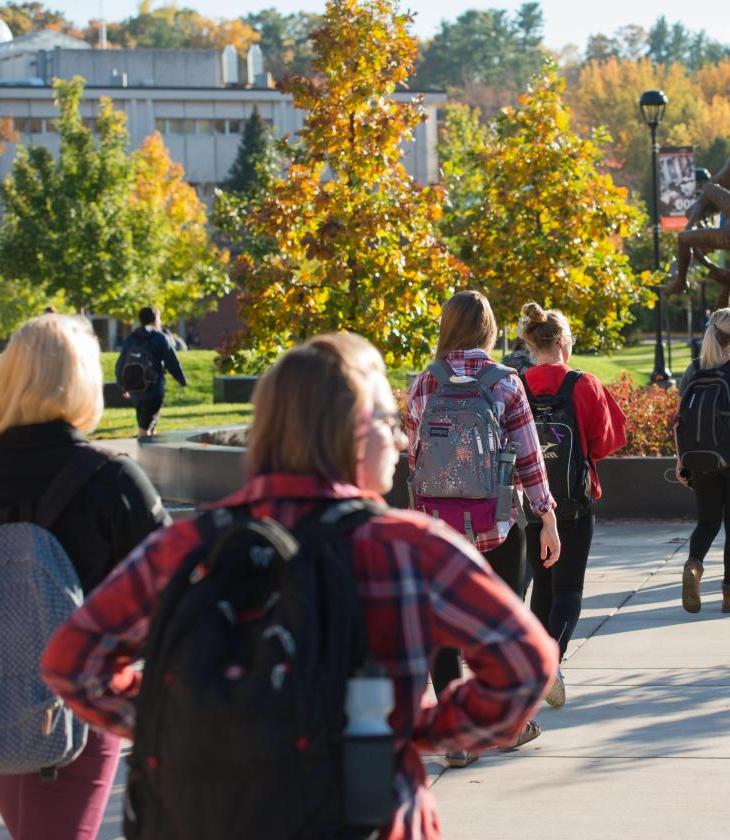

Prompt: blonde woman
[
  {"left": 677, "top": 307, "right": 730, "bottom": 613},
  {"left": 43, "top": 332, "right": 557, "bottom": 840},
  {"left": 0, "top": 315, "right": 169, "bottom": 840}
]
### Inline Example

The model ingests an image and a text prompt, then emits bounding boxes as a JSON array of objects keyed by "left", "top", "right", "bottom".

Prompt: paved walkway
[
  {"left": 3, "top": 517, "right": 728, "bottom": 839},
  {"left": 434, "top": 520, "right": 730, "bottom": 839}
]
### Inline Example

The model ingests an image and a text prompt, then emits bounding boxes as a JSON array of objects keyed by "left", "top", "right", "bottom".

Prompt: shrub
[{"left": 608, "top": 373, "right": 678, "bottom": 457}]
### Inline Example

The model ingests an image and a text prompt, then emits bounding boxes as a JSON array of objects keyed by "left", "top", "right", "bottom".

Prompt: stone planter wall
[
  {"left": 139, "top": 431, "right": 693, "bottom": 519},
  {"left": 213, "top": 375, "right": 258, "bottom": 404},
  {"left": 594, "top": 456, "right": 692, "bottom": 519}
]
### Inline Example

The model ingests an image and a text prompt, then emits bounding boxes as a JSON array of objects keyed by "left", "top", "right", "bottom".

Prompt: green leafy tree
[
  {"left": 0, "top": 77, "right": 229, "bottom": 320},
  {"left": 219, "top": 0, "right": 467, "bottom": 371},
  {"left": 0, "top": 77, "right": 136, "bottom": 314},
  {"left": 440, "top": 66, "right": 653, "bottom": 350},
  {"left": 242, "top": 9, "right": 320, "bottom": 80},
  {"left": 415, "top": 5, "right": 544, "bottom": 92}
]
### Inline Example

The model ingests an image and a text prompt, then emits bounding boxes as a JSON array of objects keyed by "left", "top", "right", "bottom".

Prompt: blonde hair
[
  {"left": 518, "top": 301, "right": 572, "bottom": 352},
  {"left": 435, "top": 290, "right": 498, "bottom": 358},
  {"left": 0, "top": 315, "right": 104, "bottom": 435},
  {"left": 246, "top": 333, "right": 387, "bottom": 484},
  {"left": 700, "top": 307, "right": 730, "bottom": 369}
]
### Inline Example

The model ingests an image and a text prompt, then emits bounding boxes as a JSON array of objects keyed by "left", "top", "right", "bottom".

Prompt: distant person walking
[
  {"left": 519, "top": 302, "right": 626, "bottom": 707},
  {"left": 116, "top": 306, "right": 187, "bottom": 437},
  {"left": 676, "top": 307, "right": 730, "bottom": 614}
]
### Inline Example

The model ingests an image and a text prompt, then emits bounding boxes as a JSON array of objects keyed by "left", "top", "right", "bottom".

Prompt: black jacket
[
  {"left": 0, "top": 421, "right": 170, "bottom": 594},
  {"left": 115, "top": 327, "right": 187, "bottom": 401}
]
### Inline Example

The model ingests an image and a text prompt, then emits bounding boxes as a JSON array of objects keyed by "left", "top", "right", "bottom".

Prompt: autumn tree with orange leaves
[{"left": 219, "top": 0, "right": 467, "bottom": 371}]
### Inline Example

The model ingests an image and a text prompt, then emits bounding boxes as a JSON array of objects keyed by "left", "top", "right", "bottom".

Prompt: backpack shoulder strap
[
  {"left": 427, "top": 359, "right": 455, "bottom": 386},
  {"left": 476, "top": 362, "right": 516, "bottom": 390},
  {"left": 556, "top": 369, "right": 583, "bottom": 400},
  {"left": 519, "top": 371, "right": 536, "bottom": 402},
  {"left": 34, "top": 446, "right": 111, "bottom": 530}
]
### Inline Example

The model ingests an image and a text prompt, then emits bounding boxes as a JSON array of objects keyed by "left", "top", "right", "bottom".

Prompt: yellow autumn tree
[
  {"left": 441, "top": 66, "right": 653, "bottom": 349},
  {"left": 129, "top": 133, "right": 230, "bottom": 319},
  {"left": 567, "top": 57, "right": 702, "bottom": 192},
  {"left": 219, "top": 0, "right": 467, "bottom": 371}
]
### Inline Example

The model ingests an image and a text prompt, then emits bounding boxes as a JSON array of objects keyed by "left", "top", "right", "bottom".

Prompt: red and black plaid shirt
[
  {"left": 407, "top": 349, "right": 555, "bottom": 551},
  {"left": 42, "top": 473, "right": 557, "bottom": 840}
]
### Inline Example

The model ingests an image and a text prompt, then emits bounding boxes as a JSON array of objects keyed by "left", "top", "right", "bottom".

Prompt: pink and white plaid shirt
[{"left": 406, "top": 348, "right": 555, "bottom": 552}]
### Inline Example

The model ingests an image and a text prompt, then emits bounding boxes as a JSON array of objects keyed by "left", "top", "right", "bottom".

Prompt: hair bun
[{"left": 521, "top": 302, "right": 547, "bottom": 324}]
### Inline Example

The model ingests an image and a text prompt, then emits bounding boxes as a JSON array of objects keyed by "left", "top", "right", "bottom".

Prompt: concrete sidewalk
[
  {"left": 4, "top": 520, "right": 727, "bottom": 840},
  {"left": 434, "top": 520, "right": 730, "bottom": 839}
]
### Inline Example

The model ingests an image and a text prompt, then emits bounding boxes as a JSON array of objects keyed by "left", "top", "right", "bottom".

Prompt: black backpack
[
  {"left": 118, "top": 332, "right": 158, "bottom": 394},
  {"left": 676, "top": 360, "right": 730, "bottom": 473},
  {"left": 124, "top": 499, "right": 388, "bottom": 840},
  {"left": 522, "top": 371, "right": 592, "bottom": 522}
]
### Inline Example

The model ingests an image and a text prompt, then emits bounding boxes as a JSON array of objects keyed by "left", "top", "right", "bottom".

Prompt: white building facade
[{"left": 0, "top": 38, "right": 445, "bottom": 191}]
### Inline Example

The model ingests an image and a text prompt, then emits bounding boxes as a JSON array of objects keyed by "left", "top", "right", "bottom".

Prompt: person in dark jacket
[
  {"left": 676, "top": 307, "right": 730, "bottom": 614},
  {"left": 115, "top": 306, "right": 187, "bottom": 437},
  {"left": 0, "top": 314, "right": 170, "bottom": 840}
]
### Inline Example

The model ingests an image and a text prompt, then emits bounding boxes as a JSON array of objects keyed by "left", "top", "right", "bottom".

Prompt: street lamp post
[{"left": 640, "top": 89, "right": 672, "bottom": 385}]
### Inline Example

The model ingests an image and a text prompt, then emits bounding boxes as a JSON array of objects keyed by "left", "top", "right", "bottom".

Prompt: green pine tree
[{"left": 223, "top": 109, "right": 277, "bottom": 196}]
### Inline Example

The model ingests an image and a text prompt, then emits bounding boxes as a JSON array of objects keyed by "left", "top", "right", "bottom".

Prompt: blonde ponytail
[{"left": 700, "top": 308, "right": 730, "bottom": 369}]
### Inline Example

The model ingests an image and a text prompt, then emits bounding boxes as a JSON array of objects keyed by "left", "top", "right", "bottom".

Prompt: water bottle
[
  {"left": 495, "top": 443, "right": 518, "bottom": 521},
  {"left": 343, "top": 664, "right": 395, "bottom": 830}
]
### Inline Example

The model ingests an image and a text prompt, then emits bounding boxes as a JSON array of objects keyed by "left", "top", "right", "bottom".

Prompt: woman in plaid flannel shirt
[
  {"left": 43, "top": 332, "right": 557, "bottom": 840},
  {"left": 407, "top": 291, "right": 561, "bottom": 766}
]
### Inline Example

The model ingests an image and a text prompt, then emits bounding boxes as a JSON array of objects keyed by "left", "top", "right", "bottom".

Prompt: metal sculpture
[{"left": 666, "top": 159, "right": 730, "bottom": 304}]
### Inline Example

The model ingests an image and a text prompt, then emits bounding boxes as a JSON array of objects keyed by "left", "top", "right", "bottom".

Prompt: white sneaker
[{"left": 545, "top": 669, "right": 566, "bottom": 708}]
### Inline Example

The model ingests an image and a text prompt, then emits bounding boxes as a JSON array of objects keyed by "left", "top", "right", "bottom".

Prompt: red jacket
[{"left": 522, "top": 364, "right": 626, "bottom": 500}]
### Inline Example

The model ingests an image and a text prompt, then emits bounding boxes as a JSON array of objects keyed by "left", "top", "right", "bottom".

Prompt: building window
[
  {"left": 15, "top": 117, "right": 44, "bottom": 134},
  {"left": 82, "top": 118, "right": 98, "bottom": 133},
  {"left": 195, "top": 119, "right": 214, "bottom": 135},
  {"left": 155, "top": 118, "right": 167, "bottom": 133},
  {"left": 45, "top": 118, "right": 57, "bottom": 133},
  {"left": 182, "top": 118, "right": 195, "bottom": 135},
  {"left": 228, "top": 119, "right": 242, "bottom": 134},
  {"left": 214, "top": 119, "right": 226, "bottom": 134},
  {"left": 167, "top": 119, "right": 184, "bottom": 134}
]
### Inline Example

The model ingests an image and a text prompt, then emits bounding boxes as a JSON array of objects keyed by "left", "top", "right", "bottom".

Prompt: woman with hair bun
[
  {"left": 519, "top": 301, "right": 626, "bottom": 708},
  {"left": 677, "top": 307, "right": 730, "bottom": 614}
]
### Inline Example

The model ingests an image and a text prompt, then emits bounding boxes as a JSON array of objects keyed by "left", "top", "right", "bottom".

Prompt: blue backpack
[{"left": 0, "top": 447, "right": 108, "bottom": 775}]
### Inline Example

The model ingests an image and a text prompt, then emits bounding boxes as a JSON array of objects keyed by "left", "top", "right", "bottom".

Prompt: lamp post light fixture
[{"left": 640, "top": 89, "right": 673, "bottom": 386}]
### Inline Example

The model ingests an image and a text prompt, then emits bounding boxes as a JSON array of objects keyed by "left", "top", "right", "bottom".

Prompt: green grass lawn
[{"left": 94, "top": 342, "right": 692, "bottom": 440}]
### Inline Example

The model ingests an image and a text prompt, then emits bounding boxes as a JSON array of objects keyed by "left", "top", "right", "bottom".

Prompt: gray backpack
[
  {"left": 413, "top": 360, "right": 514, "bottom": 541},
  {"left": 0, "top": 446, "right": 108, "bottom": 776}
]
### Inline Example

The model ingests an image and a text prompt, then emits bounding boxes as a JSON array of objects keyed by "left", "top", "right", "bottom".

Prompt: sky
[{"left": 50, "top": 0, "right": 730, "bottom": 51}]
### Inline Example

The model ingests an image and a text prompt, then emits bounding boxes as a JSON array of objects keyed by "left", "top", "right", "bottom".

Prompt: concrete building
[
  {"left": 0, "top": 31, "right": 445, "bottom": 347},
  {"left": 0, "top": 33, "right": 445, "bottom": 190}
]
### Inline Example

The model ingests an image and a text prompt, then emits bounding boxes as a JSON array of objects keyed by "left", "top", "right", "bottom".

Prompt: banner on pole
[{"left": 659, "top": 146, "right": 695, "bottom": 231}]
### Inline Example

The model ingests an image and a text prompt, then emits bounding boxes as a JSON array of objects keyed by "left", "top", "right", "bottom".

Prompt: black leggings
[
  {"left": 431, "top": 525, "right": 526, "bottom": 697},
  {"left": 689, "top": 470, "right": 730, "bottom": 584},
  {"left": 526, "top": 511, "right": 594, "bottom": 660}
]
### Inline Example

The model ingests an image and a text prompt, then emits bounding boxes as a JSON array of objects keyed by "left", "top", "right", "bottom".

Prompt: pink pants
[{"left": 0, "top": 729, "right": 121, "bottom": 840}]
